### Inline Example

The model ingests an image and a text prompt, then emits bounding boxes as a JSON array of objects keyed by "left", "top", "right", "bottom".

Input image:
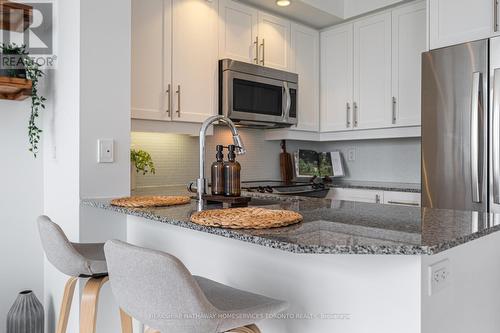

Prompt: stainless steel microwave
[{"left": 219, "top": 59, "right": 298, "bottom": 128}]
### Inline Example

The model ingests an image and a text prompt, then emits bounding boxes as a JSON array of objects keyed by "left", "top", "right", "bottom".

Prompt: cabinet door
[
  {"left": 429, "top": 0, "right": 494, "bottom": 49},
  {"left": 320, "top": 24, "right": 354, "bottom": 132},
  {"left": 172, "top": 0, "right": 218, "bottom": 123},
  {"left": 383, "top": 191, "right": 421, "bottom": 207},
  {"left": 353, "top": 12, "right": 392, "bottom": 130},
  {"left": 391, "top": 2, "right": 426, "bottom": 127},
  {"left": 327, "top": 188, "right": 384, "bottom": 204},
  {"left": 218, "top": 0, "right": 259, "bottom": 64},
  {"left": 258, "top": 12, "right": 291, "bottom": 70},
  {"left": 290, "top": 23, "right": 319, "bottom": 132},
  {"left": 131, "top": 0, "right": 171, "bottom": 121}
]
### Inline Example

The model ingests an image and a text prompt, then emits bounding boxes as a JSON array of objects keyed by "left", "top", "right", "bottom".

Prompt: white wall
[
  {"left": 43, "top": 0, "right": 131, "bottom": 332},
  {"left": 319, "top": 138, "right": 421, "bottom": 183},
  {"left": 0, "top": 100, "right": 44, "bottom": 333}
]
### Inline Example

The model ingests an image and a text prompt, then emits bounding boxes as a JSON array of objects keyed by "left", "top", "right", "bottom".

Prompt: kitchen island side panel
[
  {"left": 127, "top": 215, "right": 421, "bottom": 333},
  {"left": 421, "top": 229, "right": 500, "bottom": 333}
]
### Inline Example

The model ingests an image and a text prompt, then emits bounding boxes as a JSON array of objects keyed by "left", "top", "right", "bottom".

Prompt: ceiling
[
  {"left": 239, "top": 0, "right": 409, "bottom": 29},
  {"left": 240, "top": 0, "right": 343, "bottom": 28}
]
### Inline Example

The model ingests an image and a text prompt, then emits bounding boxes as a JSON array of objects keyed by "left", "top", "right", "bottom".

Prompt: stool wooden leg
[
  {"left": 79, "top": 276, "right": 109, "bottom": 333},
  {"left": 246, "top": 324, "right": 261, "bottom": 333},
  {"left": 226, "top": 325, "right": 261, "bottom": 333},
  {"left": 119, "top": 308, "right": 133, "bottom": 333},
  {"left": 56, "top": 276, "right": 78, "bottom": 333}
]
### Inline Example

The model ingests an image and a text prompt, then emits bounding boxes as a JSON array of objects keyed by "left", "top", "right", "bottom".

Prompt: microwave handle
[{"left": 283, "top": 82, "right": 291, "bottom": 118}]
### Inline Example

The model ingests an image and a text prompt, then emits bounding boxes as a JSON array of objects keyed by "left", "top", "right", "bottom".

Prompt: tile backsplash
[
  {"left": 131, "top": 127, "right": 309, "bottom": 187},
  {"left": 131, "top": 128, "right": 421, "bottom": 188}
]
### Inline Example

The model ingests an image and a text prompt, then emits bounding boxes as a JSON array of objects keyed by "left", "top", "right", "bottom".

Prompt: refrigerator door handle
[
  {"left": 493, "top": 69, "right": 500, "bottom": 204},
  {"left": 471, "top": 72, "right": 482, "bottom": 203}
]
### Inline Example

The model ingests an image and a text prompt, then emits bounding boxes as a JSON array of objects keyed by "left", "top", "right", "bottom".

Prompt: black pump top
[
  {"left": 216, "top": 145, "right": 224, "bottom": 161},
  {"left": 227, "top": 144, "right": 236, "bottom": 161}
]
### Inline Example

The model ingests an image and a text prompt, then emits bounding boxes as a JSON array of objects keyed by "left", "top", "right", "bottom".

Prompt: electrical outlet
[
  {"left": 347, "top": 148, "right": 356, "bottom": 161},
  {"left": 429, "top": 259, "right": 451, "bottom": 295},
  {"left": 98, "top": 139, "right": 114, "bottom": 163}
]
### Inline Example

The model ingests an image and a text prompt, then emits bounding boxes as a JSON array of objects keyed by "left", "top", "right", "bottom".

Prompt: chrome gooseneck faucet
[{"left": 196, "top": 115, "right": 246, "bottom": 202}]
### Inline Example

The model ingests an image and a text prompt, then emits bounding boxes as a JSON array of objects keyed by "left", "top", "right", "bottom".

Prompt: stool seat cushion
[
  {"left": 194, "top": 276, "right": 288, "bottom": 332},
  {"left": 37, "top": 216, "right": 108, "bottom": 277},
  {"left": 72, "top": 243, "right": 108, "bottom": 276}
]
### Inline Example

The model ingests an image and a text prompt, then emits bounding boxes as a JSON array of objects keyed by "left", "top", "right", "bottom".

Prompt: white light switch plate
[{"left": 98, "top": 139, "right": 114, "bottom": 163}]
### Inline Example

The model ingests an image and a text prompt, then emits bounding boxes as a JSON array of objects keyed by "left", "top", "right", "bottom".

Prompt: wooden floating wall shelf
[
  {"left": 0, "top": 0, "right": 33, "bottom": 32},
  {"left": 0, "top": 76, "right": 32, "bottom": 100}
]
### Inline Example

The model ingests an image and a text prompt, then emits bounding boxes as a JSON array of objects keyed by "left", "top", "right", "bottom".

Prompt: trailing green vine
[{"left": 0, "top": 43, "right": 46, "bottom": 157}]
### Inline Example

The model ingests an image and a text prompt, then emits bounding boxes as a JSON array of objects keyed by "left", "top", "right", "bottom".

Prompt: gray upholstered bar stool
[
  {"left": 104, "top": 240, "right": 288, "bottom": 333},
  {"left": 37, "top": 215, "right": 131, "bottom": 333}
]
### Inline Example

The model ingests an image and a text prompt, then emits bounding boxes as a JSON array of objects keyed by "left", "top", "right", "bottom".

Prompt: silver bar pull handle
[
  {"left": 493, "top": 69, "right": 500, "bottom": 204},
  {"left": 353, "top": 102, "right": 358, "bottom": 127},
  {"left": 176, "top": 85, "right": 181, "bottom": 117},
  {"left": 346, "top": 102, "right": 351, "bottom": 128},
  {"left": 285, "top": 83, "right": 291, "bottom": 117},
  {"left": 392, "top": 96, "right": 397, "bottom": 124},
  {"left": 261, "top": 39, "right": 265, "bottom": 65},
  {"left": 166, "top": 84, "right": 171, "bottom": 117},
  {"left": 253, "top": 36, "right": 259, "bottom": 64},
  {"left": 471, "top": 72, "right": 482, "bottom": 203},
  {"left": 387, "top": 201, "right": 420, "bottom": 207},
  {"left": 495, "top": 0, "right": 499, "bottom": 32},
  {"left": 282, "top": 82, "right": 291, "bottom": 119}
]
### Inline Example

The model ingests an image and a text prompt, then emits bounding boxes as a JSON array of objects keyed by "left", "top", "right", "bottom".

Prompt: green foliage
[
  {"left": 131, "top": 149, "right": 156, "bottom": 175},
  {"left": 298, "top": 158, "right": 319, "bottom": 176},
  {"left": 0, "top": 43, "right": 46, "bottom": 157}
]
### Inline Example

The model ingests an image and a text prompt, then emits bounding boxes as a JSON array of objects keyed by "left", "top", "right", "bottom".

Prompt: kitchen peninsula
[{"left": 83, "top": 192, "right": 500, "bottom": 333}]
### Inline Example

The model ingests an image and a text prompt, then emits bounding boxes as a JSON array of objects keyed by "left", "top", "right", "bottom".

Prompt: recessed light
[{"left": 276, "top": 0, "right": 291, "bottom": 7}]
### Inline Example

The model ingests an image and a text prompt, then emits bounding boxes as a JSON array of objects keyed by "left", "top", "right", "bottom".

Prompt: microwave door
[{"left": 225, "top": 71, "right": 286, "bottom": 123}]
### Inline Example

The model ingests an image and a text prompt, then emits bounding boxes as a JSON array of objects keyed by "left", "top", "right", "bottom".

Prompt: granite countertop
[
  {"left": 82, "top": 186, "right": 499, "bottom": 255},
  {"left": 327, "top": 180, "right": 421, "bottom": 193}
]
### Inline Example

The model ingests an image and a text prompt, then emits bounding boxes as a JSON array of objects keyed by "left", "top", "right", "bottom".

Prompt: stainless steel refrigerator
[{"left": 422, "top": 37, "right": 500, "bottom": 213}]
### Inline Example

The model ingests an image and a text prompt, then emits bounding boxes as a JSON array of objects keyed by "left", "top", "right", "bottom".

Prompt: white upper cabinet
[
  {"left": 320, "top": 24, "right": 354, "bottom": 132},
  {"left": 353, "top": 12, "right": 392, "bottom": 130},
  {"left": 391, "top": 1, "right": 426, "bottom": 127},
  {"left": 218, "top": 1, "right": 291, "bottom": 70},
  {"left": 131, "top": 0, "right": 217, "bottom": 123},
  {"left": 258, "top": 12, "right": 291, "bottom": 70},
  {"left": 429, "top": 0, "right": 495, "bottom": 49},
  {"left": 290, "top": 23, "right": 319, "bottom": 132},
  {"left": 319, "top": 2, "right": 425, "bottom": 138},
  {"left": 131, "top": 0, "right": 171, "bottom": 121},
  {"left": 172, "top": 0, "right": 218, "bottom": 123},
  {"left": 218, "top": 0, "right": 259, "bottom": 64}
]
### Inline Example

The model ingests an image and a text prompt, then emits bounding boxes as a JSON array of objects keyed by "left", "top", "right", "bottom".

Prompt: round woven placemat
[
  {"left": 110, "top": 196, "right": 191, "bottom": 208},
  {"left": 190, "top": 207, "right": 303, "bottom": 229}
]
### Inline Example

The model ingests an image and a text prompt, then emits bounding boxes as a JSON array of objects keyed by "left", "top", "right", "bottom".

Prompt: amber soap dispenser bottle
[
  {"left": 211, "top": 145, "right": 225, "bottom": 195},
  {"left": 224, "top": 145, "right": 241, "bottom": 197}
]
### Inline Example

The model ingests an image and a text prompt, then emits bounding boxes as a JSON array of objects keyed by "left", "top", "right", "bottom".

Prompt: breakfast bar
[{"left": 83, "top": 192, "right": 500, "bottom": 333}]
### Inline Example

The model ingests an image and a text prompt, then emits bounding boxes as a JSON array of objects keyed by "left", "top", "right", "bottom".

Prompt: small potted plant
[{"left": 130, "top": 149, "right": 156, "bottom": 190}]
